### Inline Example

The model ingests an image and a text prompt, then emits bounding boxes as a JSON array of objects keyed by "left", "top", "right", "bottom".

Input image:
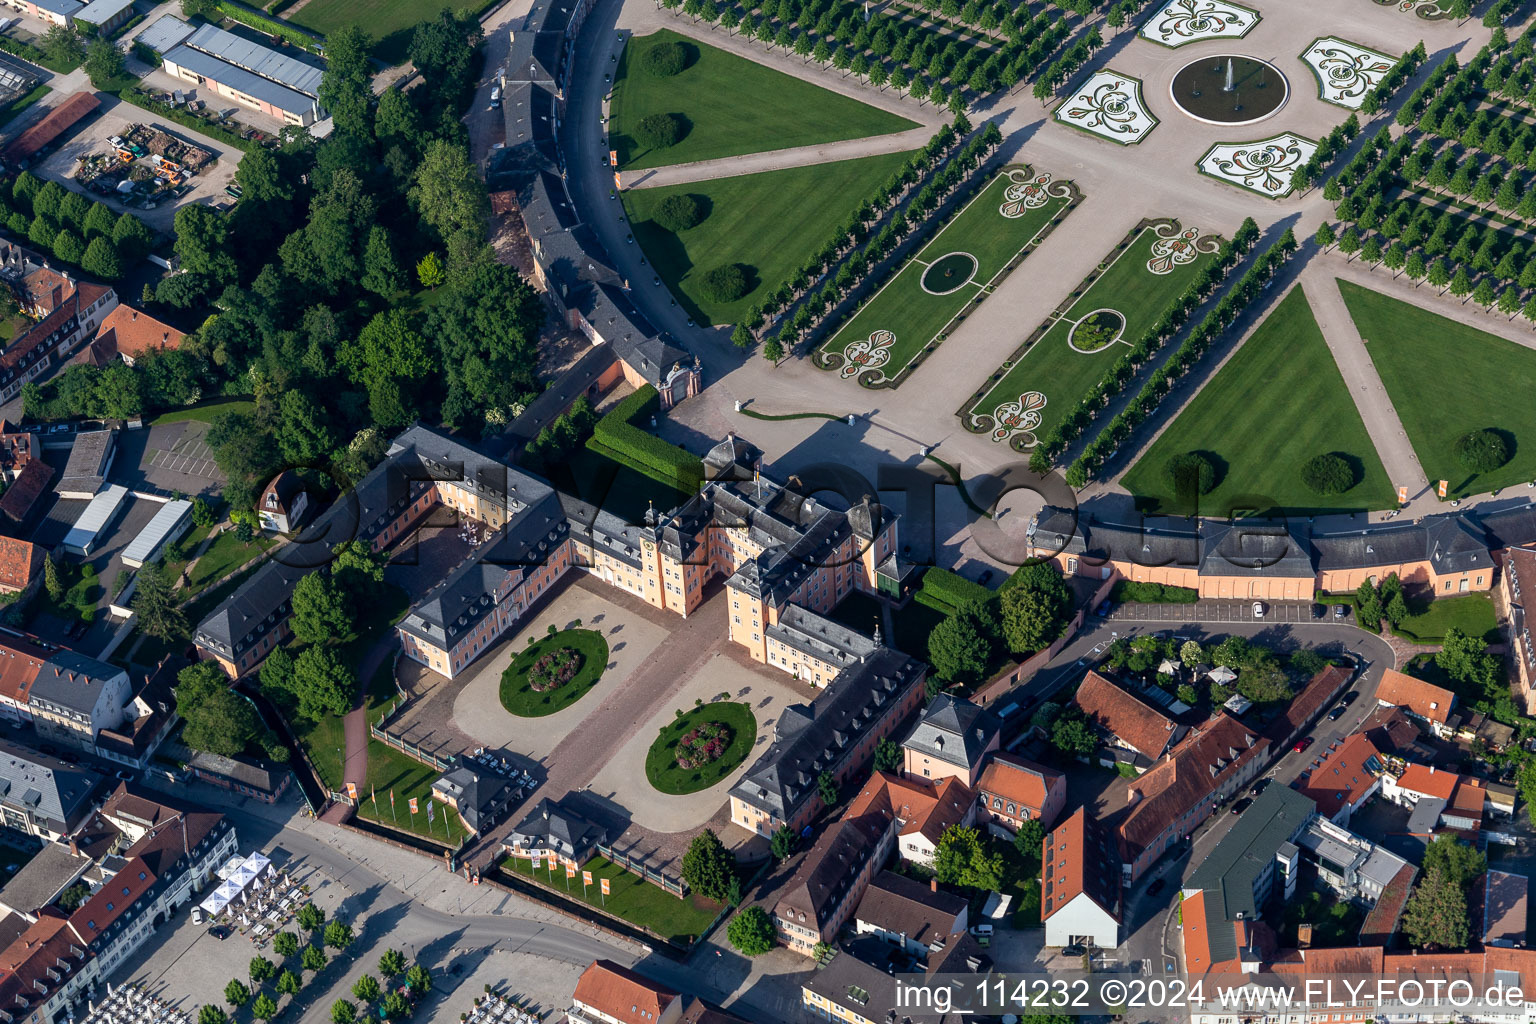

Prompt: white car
[{"left": 1252, "top": 602, "right": 1265, "bottom": 618}]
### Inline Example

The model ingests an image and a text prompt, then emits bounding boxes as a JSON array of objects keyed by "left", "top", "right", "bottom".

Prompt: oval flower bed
[
  {"left": 645, "top": 702, "right": 757, "bottom": 795},
  {"left": 499, "top": 628, "right": 609, "bottom": 717}
]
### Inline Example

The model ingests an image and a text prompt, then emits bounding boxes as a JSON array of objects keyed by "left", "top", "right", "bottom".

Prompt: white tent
[
  {"left": 1208, "top": 666, "right": 1238, "bottom": 684},
  {"left": 243, "top": 852, "right": 272, "bottom": 877},
  {"left": 230, "top": 863, "right": 259, "bottom": 889},
  {"left": 216, "top": 855, "right": 245, "bottom": 880},
  {"left": 198, "top": 888, "right": 232, "bottom": 917},
  {"left": 1157, "top": 659, "right": 1180, "bottom": 675}
]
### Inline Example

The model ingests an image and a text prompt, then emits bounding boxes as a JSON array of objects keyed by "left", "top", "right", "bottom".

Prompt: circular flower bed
[
  {"left": 1069, "top": 311, "right": 1124, "bottom": 352},
  {"left": 528, "top": 647, "right": 583, "bottom": 691},
  {"left": 674, "top": 721, "right": 732, "bottom": 769},
  {"left": 645, "top": 702, "right": 757, "bottom": 795},
  {"left": 499, "top": 628, "right": 609, "bottom": 718}
]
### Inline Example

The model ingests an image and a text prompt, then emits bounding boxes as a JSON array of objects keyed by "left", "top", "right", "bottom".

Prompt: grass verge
[{"left": 498, "top": 629, "right": 609, "bottom": 717}]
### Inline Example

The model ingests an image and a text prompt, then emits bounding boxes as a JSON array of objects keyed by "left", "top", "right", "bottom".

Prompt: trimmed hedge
[
  {"left": 1110, "top": 580, "right": 1198, "bottom": 604},
  {"left": 587, "top": 385, "right": 704, "bottom": 493},
  {"left": 216, "top": 0, "right": 324, "bottom": 52},
  {"left": 105, "top": 12, "right": 146, "bottom": 40},
  {"left": 914, "top": 568, "right": 993, "bottom": 616},
  {"left": 0, "top": 35, "right": 80, "bottom": 74}
]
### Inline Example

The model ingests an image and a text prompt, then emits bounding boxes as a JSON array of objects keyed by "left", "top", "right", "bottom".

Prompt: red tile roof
[
  {"left": 0, "top": 632, "right": 49, "bottom": 706},
  {"left": 95, "top": 305, "right": 184, "bottom": 362},
  {"left": 1074, "top": 670, "right": 1181, "bottom": 761},
  {"left": 1377, "top": 668, "right": 1456, "bottom": 725},
  {"left": 1451, "top": 779, "right": 1487, "bottom": 818},
  {"left": 1042, "top": 807, "right": 1119, "bottom": 922},
  {"left": 0, "top": 911, "right": 90, "bottom": 1019},
  {"left": 3, "top": 92, "right": 100, "bottom": 165},
  {"left": 976, "top": 752, "right": 1064, "bottom": 824},
  {"left": 0, "top": 537, "right": 38, "bottom": 593},
  {"left": 572, "top": 960, "right": 677, "bottom": 1024},
  {"left": 1294, "top": 732, "right": 1385, "bottom": 818},
  {"left": 1395, "top": 763, "right": 1458, "bottom": 800}
]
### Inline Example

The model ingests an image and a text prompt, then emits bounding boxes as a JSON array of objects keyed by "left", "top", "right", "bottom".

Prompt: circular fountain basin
[{"left": 1169, "top": 55, "right": 1288, "bottom": 126}]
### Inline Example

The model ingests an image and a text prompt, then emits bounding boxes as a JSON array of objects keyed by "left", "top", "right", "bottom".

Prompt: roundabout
[{"left": 1169, "top": 55, "right": 1288, "bottom": 125}]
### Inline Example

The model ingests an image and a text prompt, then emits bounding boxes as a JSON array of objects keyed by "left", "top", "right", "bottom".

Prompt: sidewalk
[{"left": 621, "top": 123, "right": 937, "bottom": 188}]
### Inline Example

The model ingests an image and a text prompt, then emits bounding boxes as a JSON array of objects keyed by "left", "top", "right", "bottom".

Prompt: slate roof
[
  {"left": 502, "top": 82, "right": 559, "bottom": 173},
  {"left": 1312, "top": 514, "right": 1494, "bottom": 576},
  {"left": 1478, "top": 502, "right": 1536, "bottom": 551},
  {"left": 506, "top": 798, "right": 606, "bottom": 858},
  {"left": 430, "top": 763, "right": 519, "bottom": 833},
  {"left": 766, "top": 605, "right": 879, "bottom": 674},
  {"left": 774, "top": 808, "right": 888, "bottom": 932},
  {"left": 1201, "top": 521, "right": 1314, "bottom": 578},
  {"left": 27, "top": 651, "right": 122, "bottom": 717},
  {"left": 900, "top": 695, "right": 999, "bottom": 771},
  {"left": 0, "top": 842, "right": 88, "bottom": 916},
  {"left": 728, "top": 648, "right": 926, "bottom": 822},
  {"left": 0, "top": 739, "right": 100, "bottom": 832},
  {"left": 520, "top": 170, "right": 581, "bottom": 241}
]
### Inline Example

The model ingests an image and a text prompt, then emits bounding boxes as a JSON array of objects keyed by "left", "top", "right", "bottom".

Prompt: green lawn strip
[
  {"left": 1123, "top": 285, "right": 1396, "bottom": 515},
  {"left": 820, "top": 172, "right": 1071, "bottom": 380},
  {"left": 502, "top": 853, "right": 721, "bottom": 943},
  {"left": 287, "top": 0, "right": 496, "bottom": 63},
  {"left": 150, "top": 397, "right": 255, "bottom": 425},
  {"left": 499, "top": 629, "right": 609, "bottom": 717},
  {"left": 623, "top": 149, "right": 915, "bottom": 326},
  {"left": 1393, "top": 592, "right": 1498, "bottom": 643},
  {"left": 966, "top": 223, "right": 1217, "bottom": 439},
  {"left": 354, "top": 740, "right": 471, "bottom": 846},
  {"left": 645, "top": 702, "right": 757, "bottom": 795},
  {"left": 1336, "top": 279, "right": 1536, "bottom": 497},
  {"left": 185, "top": 529, "right": 276, "bottom": 594},
  {"left": 610, "top": 28, "right": 915, "bottom": 171}
]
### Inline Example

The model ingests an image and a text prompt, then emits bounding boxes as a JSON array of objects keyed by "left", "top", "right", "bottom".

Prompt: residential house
[
  {"left": 1117, "top": 713, "right": 1269, "bottom": 881},
  {"left": 568, "top": 960, "right": 681, "bottom": 1024},
  {"left": 0, "top": 842, "right": 92, "bottom": 922},
  {"left": 1293, "top": 815, "right": 1413, "bottom": 902},
  {"left": 1042, "top": 808, "right": 1121, "bottom": 949},
  {"left": 0, "top": 739, "right": 100, "bottom": 839},
  {"left": 772, "top": 783, "right": 894, "bottom": 955},
  {"left": 503, "top": 798, "right": 607, "bottom": 864},
  {"left": 974, "top": 752, "right": 1066, "bottom": 835},
  {"left": 0, "top": 279, "right": 116, "bottom": 405},
  {"left": 853, "top": 872, "right": 969, "bottom": 959},
  {"left": 26, "top": 652, "right": 131, "bottom": 752},
  {"left": 257, "top": 471, "right": 310, "bottom": 535},
  {"left": 89, "top": 305, "right": 183, "bottom": 367},
  {"left": 872, "top": 772, "right": 974, "bottom": 867},
  {"left": 900, "top": 694, "right": 1000, "bottom": 786},
  {"left": 0, "top": 912, "right": 93, "bottom": 1024},
  {"left": 801, "top": 938, "right": 986, "bottom": 1024},
  {"left": 0, "top": 537, "right": 43, "bottom": 600},
  {"left": 1374, "top": 669, "right": 1458, "bottom": 738},
  {"left": 1074, "top": 670, "right": 1186, "bottom": 771},
  {"left": 1293, "top": 732, "right": 1389, "bottom": 825}
]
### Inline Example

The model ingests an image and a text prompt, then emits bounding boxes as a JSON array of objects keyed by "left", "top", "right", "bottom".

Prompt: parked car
[
  {"left": 1339, "top": 691, "right": 1358, "bottom": 705},
  {"left": 1328, "top": 705, "right": 1347, "bottom": 720},
  {"left": 1334, "top": 605, "right": 1348, "bottom": 618},
  {"left": 978, "top": 569, "right": 994, "bottom": 586},
  {"left": 1146, "top": 878, "right": 1166, "bottom": 897},
  {"left": 1062, "top": 945, "right": 1086, "bottom": 957},
  {"left": 1311, "top": 603, "right": 1326, "bottom": 619},
  {"left": 1250, "top": 778, "right": 1270, "bottom": 797},
  {"left": 1230, "top": 797, "right": 1252, "bottom": 815},
  {"left": 1252, "top": 601, "right": 1265, "bottom": 618},
  {"left": 1293, "top": 736, "right": 1314, "bottom": 753}
]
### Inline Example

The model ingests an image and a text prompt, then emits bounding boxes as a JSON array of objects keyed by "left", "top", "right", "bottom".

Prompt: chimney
[{"left": 68, "top": 838, "right": 77, "bottom": 856}]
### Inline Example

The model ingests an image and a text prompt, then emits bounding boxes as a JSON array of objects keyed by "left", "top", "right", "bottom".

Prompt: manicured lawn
[
  {"left": 1394, "top": 592, "right": 1498, "bottom": 644},
  {"left": 502, "top": 853, "right": 721, "bottom": 944},
  {"left": 966, "top": 221, "right": 1221, "bottom": 446},
  {"left": 623, "top": 149, "right": 915, "bottom": 326},
  {"left": 1337, "top": 279, "right": 1536, "bottom": 497},
  {"left": 817, "top": 168, "right": 1074, "bottom": 386},
  {"left": 356, "top": 740, "right": 471, "bottom": 845},
  {"left": 610, "top": 29, "right": 915, "bottom": 170},
  {"left": 185, "top": 528, "right": 275, "bottom": 595},
  {"left": 286, "top": 0, "right": 487, "bottom": 63},
  {"left": 644, "top": 701, "right": 757, "bottom": 795},
  {"left": 499, "top": 629, "right": 609, "bottom": 717},
  {"left": 1123, "top": 285, "right": 1397, "bottom": 516},
  {"left": 150, "top": 397, "right": 254, "bottom": 426}
]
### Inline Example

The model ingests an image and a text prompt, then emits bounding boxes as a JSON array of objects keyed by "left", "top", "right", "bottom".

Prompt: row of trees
[
  {"left": 668, "top": 0, "right": 1093, "bottom": 104},
  {"left": 1065, "top": 224, "right": 1296, "bottom": 487},
  {"left": 3, "top": 172, "right": 157, "bottom": 282},
  {"left": 778, "top": 121, "right": 1005, "bottom": 362},
  {"left": 208, "top": 906, "right": 357, "bottom": 1024},
  {"left": 728, "top": 120, "right": 967, "bottom": 352},
  {"left": 1022, "top": 218, "right": 1260, "bottom": 474}
]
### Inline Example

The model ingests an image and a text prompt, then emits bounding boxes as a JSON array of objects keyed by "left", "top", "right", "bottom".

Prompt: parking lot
[
  {"left": 115, "top": 421, "right": 225, "bottom": 496},
  {"left": 1106, "top": 599, "right": 1353, "bottom": 625},
  {"left": 33, "top": 100, "right": 241, "bottom": 232}
]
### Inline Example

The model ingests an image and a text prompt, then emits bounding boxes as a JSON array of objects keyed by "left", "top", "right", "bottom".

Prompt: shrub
[
  {"left": 634, "top": 112, "right": 685, "bottom": 150},
  {"left": 1110, "top": 580, "right": 1198, "bottom": 604},
  {"left": 915, "top": 568, "right": 994, "bottom": 615},
  {"left": 641, "top": 40, "right": 688, "bottom": 76},
  {"left": 1165, "top": 451, "right": 1216, "bottom": 496},
  {"left": 653, "top": 193, "right": 705, "bottom": 233},
  {"left": 1454, "top": 428, "right": 1511, "bottom": 473},
  {"left": 527, "top": 648, "right": 582, "bottom": 692},
  {"left": 698, "top": 263, "right": 750, "bottom": 302},
  {"left": 675, "top": 721, "right": 732, "bottom": 769},
  {"left": 1301, "top": 453, "right": 1358, "bottom": 495}
]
